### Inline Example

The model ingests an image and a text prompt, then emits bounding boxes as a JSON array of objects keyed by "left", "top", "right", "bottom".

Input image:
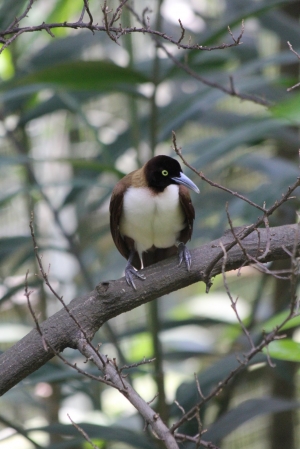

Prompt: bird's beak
[{"left": 171, "top": 172, "right": 200, "bottom": 194}]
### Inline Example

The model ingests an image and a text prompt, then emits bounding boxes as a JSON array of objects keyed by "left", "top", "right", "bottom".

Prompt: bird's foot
[
  {"left": 125, "top": 262, "right": 146, "bottom": 290},
  {"left": 178, "top": 242, "right": 192, "bottom": 271}
]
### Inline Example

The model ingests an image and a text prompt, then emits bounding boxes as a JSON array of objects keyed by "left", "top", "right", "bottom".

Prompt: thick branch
[{"left": 0, "top": 224, "right": 299, "bottom": 396}]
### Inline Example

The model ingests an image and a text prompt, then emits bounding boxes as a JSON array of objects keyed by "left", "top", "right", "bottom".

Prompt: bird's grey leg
[
  {"left": 177, "top": 242, "right": 192, "bottom": 271},
  {"left": 125, "top": 250, "right": 146, "bottom": 290}
]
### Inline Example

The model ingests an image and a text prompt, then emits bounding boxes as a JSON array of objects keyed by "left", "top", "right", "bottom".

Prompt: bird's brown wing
[
  {"left": 178, "top": 184, "right": 195, "bottom": 243},
  {"left": 109, "top": 175, "right": 142, "bottom": 269}
]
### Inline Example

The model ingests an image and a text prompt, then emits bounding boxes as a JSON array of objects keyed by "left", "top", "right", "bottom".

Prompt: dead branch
[
  {"left": 1, "top": 222, "right": 300, "bottom": 397},
  {"left": 0, "top": 0, "right": 244, "bottom": 56}
]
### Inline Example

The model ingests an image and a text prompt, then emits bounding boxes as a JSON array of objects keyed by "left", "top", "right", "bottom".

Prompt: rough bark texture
[{"left": 0, "top": 224, "right": 299, "bottom": 396}]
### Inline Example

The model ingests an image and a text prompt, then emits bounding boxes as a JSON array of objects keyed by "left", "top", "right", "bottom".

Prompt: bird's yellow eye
[{"left": 162, "top": 170, "right": 168, "bottom": 176}]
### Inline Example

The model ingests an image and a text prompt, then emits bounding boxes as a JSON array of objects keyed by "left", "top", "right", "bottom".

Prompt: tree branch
[{"left": 0, "top": 224, "right": 300, "bottom": 396}]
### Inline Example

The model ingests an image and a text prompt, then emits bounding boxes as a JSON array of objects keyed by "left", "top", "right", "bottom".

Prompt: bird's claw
[
  {"left": 125, "top": 263, "right": 146, "bottom": 290},
  {"left": 178, "top": 242, "right": 192, "bottom": 271}
]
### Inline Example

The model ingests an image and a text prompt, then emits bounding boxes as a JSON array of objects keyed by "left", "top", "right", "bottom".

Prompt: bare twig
[
  {"left": 287, "top": 81, "right": 300, "bottom": 92},
  {"left": 228, "top": 20, "right": 244, "bottom": 45},
  {"left": 120, "top": 357, "right": 156, "bottom": 372},
  {"left": 83, "top": 0, "right": 93, "bottom": 26},
  {"left": 0, "top": 0, "right": 248, "bottom": 56},
  {"left": 174, "top": 400, "right": 186, "bottom": 415},
  {"left": 159, "top": 41, "right": 270, "bottom": 106},
  {"left": 287, "top": 41, "right": 300, "bottom": 60},
  {"left": 219, "top": 241, "right": 255, "bottom": 349},
  {"left": 125, "top": 7, "right": 266, "bottom": 107},
  {"left": 171, "top": 305, "right": 298, "bottom": 433},
  {"left": 25, "top": 273, "right": 116, "bottom": 388},
  {"left": 147, "top": 393, "right": 159, "bottom": 405},
  {"left": 109, "top": 0, "right": 129, "bottom": 27},
  {"left": 77, "top": 5, "right": 87, "bottom": 24},
  {"left": 177, "top": 19, "right": 185, "bottom": 48},
  {"left": 175, "top": 433, "right": 219, "bottom": 449},
  {"left": 172, "top": 131, "right": 300, "bottom": 285},
  {"left": 101, "top": 1, "right": 119, "bottom": 44},
  {"left": 172, "top": 131, "right": 268, "bottom": 212},
  {"left": 0, "top": 2, "right": 249, "bottom": 56},
  {"left": 287, "top": 41, "right": 300, "bottom": 91},
  {"left": 194, "top": 372, "right": 206, "bottom": 400},
  {"left": 29, "top": 212, "right": 108, "bottom": 365},
  {"left": 5, "top": 0, "right": 35, "bottom": 31},
  {"left": 68, "top": 414, "right": 101, "bottom": 449}
]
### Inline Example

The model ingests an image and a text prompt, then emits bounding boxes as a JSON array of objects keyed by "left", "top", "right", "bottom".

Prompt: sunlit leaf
[{"left": 265, "top": 339, "right": 300, "bottom": 362}]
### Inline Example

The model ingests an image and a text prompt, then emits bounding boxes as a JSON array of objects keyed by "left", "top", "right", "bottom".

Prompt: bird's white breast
[{"left": 120, "top": 185, "right": 185, "bottom": 255}]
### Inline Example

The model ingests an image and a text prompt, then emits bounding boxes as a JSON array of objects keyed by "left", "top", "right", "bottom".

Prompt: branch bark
[{"left": 0, "top": 224, "right": 299, "bottom": 396}]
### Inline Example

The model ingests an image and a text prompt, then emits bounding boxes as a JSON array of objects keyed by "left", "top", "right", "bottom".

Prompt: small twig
[
  {"left": 24, "top": 271, "right": 48, "bottom": 352},
  {"left": 109, "top": 0, "right": 128, "bottom": 27},
  {"left": 101, "top": 1, "right": 120, "bottom": 44},
  {"left": 194, "top": 372, "right": 206, "bottom": 400},
  {"left": 194, "top": 408, "right": 205, "bottom": 448},
  {"left": 5, "top": 0, "right": 35, "bottom": 31},
  {"left": 263, "top": 337, "right": 276, "bottom": 368},
  {"left": 287, "top": 41, "right": 300, "bottom": 91},
  {"left": 174, "top": 400, "right": 186, "bottom": 415},
  {"left": 24, "top": 274, "right": 116, "bottom": 388},
  {"left": 287, "top": 81, "right": 300, "bottom": 92},
  {"left": 112, "top": 357, "right": 127, "bottom": 389},
  {"left": 147, "top": 393, "right": 159, "bottom": 405},
  {"left": 77, "top": 5, "right": 86, "bottom": 24},
  {"left": 249, "top": 258, "right": 291, "bottom": 279},
  {"left": 120, "top": 357, "right": 156, "bottom": 372},
  {"left": 68, "top": 414, "right": 101, "bottom": 449},
  {"left": 156, "top": 35, "right": 271, "bottom": 107},
  {"left": 83, "top": 0, "right": 93, "bottom": 26},
  {"left": 175, "top": 433, "right": 219, "bottom": 449},
  {"left": 219, "top": 241, "right": 255, "bottom": 349},
  {"left": 29, "top": 212, "right": 107, "bottom": 366},
  {"left": 225, "top": 203, "right": 250, "bottom": 260},
  {"left": 177, "top": 19, "right": 185, "bottom": 48},
  {"left": 287, "top": 41, "right": 300, "bottom": 60},
  {"left": 174, "top": 137, "right": 300, "bottom": 280},
  {"left": 172, "top": 131, "right": 268, "bottom": 212},
  {"left": 44, "top": 24, "right": 55, "bottom": 38},
  {"left": 227, "top": 20, "right": 244, "bottom": 44}
]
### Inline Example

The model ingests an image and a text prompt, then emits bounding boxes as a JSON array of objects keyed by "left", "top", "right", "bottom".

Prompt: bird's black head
[
  {"left": 144, "top": 155, "right": 182, "bottom": 192},
  {"left": 144, "top": 155, "right": 200, "bottom": 194}
]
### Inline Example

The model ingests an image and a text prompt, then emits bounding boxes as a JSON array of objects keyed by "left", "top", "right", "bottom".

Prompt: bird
[{"left": 109, "top": 155, "right": 200, "bottom": 289}]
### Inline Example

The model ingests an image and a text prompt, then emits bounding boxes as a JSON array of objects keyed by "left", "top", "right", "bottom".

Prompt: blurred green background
[{"left": 0, "top": 0, "right": 300, "bottom": 448}]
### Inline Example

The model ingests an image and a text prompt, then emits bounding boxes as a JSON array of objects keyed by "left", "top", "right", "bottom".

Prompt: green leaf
[
  {"left": 205, "top": 397, "right": 300, "bottom": 442},
  {"left": 261, "top": 310, "right": 300, "bottom": 332},
  {"left": 0, "top": 237, "right": 31, "bottom": 261},
  {"left": 265, "top": 339, "right": 300, "bottom": 362},
  {"left": 271, "top": 93, "right": 300, "bottom": 124},
  {"left": 4, "top": 61, "right": 149, "bottom": 91}
]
